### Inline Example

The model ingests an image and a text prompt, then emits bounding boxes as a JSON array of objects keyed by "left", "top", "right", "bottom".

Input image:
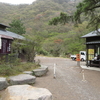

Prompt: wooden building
[
  {"left": 82, "top": 29, "right": 100, "bottom": 67},
  {"left": 0, "top": 23, "right": 25, "bottom": 61}
]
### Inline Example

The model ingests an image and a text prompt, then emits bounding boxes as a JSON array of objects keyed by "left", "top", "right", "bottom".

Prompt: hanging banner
[
  {"left": 0, "top": 35, "right": 1, "bottom": 49},
  {"left": 0, "top": 38, "right": 12, "bottom": 54}
]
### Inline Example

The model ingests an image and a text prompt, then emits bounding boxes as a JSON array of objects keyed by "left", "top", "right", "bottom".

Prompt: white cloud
[{"left": 0, "top": 0, "right": 36, "bottom": 5}]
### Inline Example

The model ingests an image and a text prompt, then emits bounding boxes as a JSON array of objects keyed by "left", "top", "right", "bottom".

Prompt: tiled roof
[
  {"left": 81, "top": 29, "right": 100, "bottom": 38},
  {"left": 0, "top": 23, "right": 10, "bottom": 29},
  {"left": 0, "top": 30, "right": 24, "bottom": 40}
]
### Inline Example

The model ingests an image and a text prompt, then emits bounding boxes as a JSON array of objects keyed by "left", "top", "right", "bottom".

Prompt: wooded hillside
[{"left": 0, "top": 0, "right": 93, "bottom": 56}]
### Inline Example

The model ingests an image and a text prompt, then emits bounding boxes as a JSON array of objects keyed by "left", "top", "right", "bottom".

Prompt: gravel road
[{"left": 34, "top": 56, "right": 100, "bottom": 100}]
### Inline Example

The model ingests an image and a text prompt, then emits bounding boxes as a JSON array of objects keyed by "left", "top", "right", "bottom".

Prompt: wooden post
[
  {"left": 77, "top": 61, "right": 80, "bottom": 67},
  {"left": 53, "top": 63, "right": 56, "bottom": 79},
  {"left": 76, "top": 54, "right": 80, "bottom": 67}
]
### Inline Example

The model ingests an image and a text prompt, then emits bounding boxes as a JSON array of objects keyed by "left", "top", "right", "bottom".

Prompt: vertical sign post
[
  {"left": 76, "top": 54, "right": 80, "bottom": 67},
  {"left": 53, "top": 63, "right": 56, "bottom": 79}
]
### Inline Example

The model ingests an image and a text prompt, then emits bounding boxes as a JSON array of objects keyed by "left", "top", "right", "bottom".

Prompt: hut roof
[
  {"left": 0, "top": 23, "right": 24, "bottom": 40},
  {"left": 81, "top": 29, "right": 100, "bottom": 38},
  {"left": 0, "top": 23, "right": 10, "bottom": 29},
  {"left": 0, "top": 30, "right": 24, "bottom": 40}
]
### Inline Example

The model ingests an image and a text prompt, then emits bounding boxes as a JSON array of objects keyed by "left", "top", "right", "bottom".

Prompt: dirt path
[{"left": 34, "top": 56, "right": 100, "bottom": 100}]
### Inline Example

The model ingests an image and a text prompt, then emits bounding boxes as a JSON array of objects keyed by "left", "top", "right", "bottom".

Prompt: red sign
[{"left": 76, "top": 54, "right": 80, "bottom": 61}]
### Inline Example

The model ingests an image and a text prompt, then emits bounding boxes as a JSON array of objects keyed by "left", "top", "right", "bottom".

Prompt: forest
[{"left": 0, "top": 0, "right": 97, "bottom": 57}]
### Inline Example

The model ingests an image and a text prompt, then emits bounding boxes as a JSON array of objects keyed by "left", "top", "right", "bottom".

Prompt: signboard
[
  {"left": 76, "top": 54, "right": 80, "bottom": 61},
  {"left": 88, "top": 49, "right": 94, "bottom": 54},
  {"left": 88, "top": 49, "right": 94, "bottom": 60}
]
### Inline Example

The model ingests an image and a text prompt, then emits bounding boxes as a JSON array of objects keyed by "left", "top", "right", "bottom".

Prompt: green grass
[{"left": 0, "top": 60, "right": 40, "bottom": 77}]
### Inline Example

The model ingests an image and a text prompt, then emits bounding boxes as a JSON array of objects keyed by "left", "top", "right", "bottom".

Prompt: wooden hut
[
  {"left": 82, "top": 29, "right": 100, "bottom": 67},
  {"left": 0, "top": 23, "right": 25, "bottom": 61}
]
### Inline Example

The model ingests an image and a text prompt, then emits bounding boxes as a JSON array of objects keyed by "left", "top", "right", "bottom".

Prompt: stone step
[
  {"left": 33, "top": 65, "right": 48, "bottom": 77},
  {"left": 0, "top": 77, "right": 9, "bottom": 90},
  {"left": 9, "top": 74, "right": 36, "bottom": 85}
]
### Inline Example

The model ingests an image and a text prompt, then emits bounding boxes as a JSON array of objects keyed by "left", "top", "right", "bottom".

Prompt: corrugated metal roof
[
  {"left": 0, "top": 30, "right": 24, "bottom": 40},
  {"left": 81, "top": 29, "right": 100, "bottom": 38},
  {"left": 86, "top": 41, "right": 100, "bottom": 44}
]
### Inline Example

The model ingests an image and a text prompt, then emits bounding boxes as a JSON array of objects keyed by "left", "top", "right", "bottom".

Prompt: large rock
[
  {"left": 41, "top": 65, "right": 48, "bottom": 72},
  {"left": 0, "top": 77, "right": 9, "bottom": 90},
  {"left": 33, "top": 66, "right": 48, "bottom": 77},
  {"left": 23, "top": 71, "right": 33, "bottom": 75},
  {"left": 9, "top": 74, "right": 36, "bottom": 85},
  {"left": 1, "top": 85, "right": 52, "bottom": 100}
]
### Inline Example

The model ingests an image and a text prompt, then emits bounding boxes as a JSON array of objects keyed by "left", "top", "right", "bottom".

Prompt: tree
[
  {"left": 8, "top": 19, "right": 26, "bottom": 35},
  {"left": 74, "top": 0, "right": 100, "bottom": 31},
  {"left": 49, "top": 0, "right": 100, "bottom": 31},
  {"left": 21, "top": 38, "right": 36, "bottom": 62},
  {"left": 11, "top": 35, "right": 42, "bottom": 62},
  {"left": 49, "top": 12, "right": 72, "bottom": 25}
]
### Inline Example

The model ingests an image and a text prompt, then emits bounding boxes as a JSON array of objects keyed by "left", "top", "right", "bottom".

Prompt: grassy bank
[{"left": 0, "top": 59, "right": 40, "bottom": 77}]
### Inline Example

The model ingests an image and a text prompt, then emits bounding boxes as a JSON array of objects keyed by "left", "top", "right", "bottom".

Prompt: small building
[
  {"left": 0, "top": 23, "right": 25, "bottom": 61},
  {"left": 82, "top": 29, "right": 100, "bottom": 66},
  {"left": 0, "top": 23, "right": 24, "bottom": 40}
]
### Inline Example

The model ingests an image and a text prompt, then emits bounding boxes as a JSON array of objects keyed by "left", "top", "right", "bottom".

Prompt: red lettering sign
[{"left": 76, "top": 54, "right": 80, "bottom": 61}]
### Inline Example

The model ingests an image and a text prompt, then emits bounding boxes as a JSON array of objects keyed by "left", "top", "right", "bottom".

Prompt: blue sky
[{"left": 0, "top": 0, "right": 36, "bottom": 5}]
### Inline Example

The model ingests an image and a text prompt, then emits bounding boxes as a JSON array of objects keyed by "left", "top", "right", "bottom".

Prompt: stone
[
  {"left": 40, "top": 65, "right": 48, "bottom": 72},
  {"left": 0, "top": 77, "right": 9, "bottom": 90},
  {"left": 33, "top": 65, "right": 48, "bottom": 77},
  {"left": 33, "top": 68, "right": 46, "bottom": 77},
  {"left": 9, "top": 74, "right": 36, "bottom": 85},
  {"left": 23, "top": 71, "right": 33, "bottom": 75},
  {"left": 1, "top": 85, "right": 52, "bottom": 100}
]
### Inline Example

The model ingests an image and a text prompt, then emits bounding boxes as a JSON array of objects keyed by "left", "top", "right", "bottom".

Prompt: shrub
[{"left": 0, "top": 60, "right": 40, "bottom": 77}]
